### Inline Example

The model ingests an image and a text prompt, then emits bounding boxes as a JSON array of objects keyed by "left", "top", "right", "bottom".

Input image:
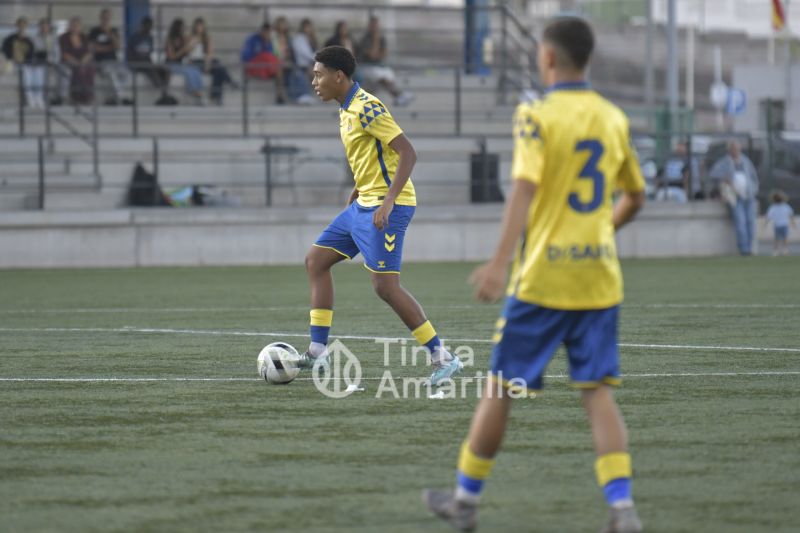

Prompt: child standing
[{"left": 765, "top": 191, "right": 797, "bottom": 256}]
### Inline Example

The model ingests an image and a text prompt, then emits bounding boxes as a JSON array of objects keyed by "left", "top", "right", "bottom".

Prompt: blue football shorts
[
  {"left": 313, "top": 201, "right": 415, "bottom": 273},
  {"left": 490, "top": 296, "right": 622, "bottom": 392}
]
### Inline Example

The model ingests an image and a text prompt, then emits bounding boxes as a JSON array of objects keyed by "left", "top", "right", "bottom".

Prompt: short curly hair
[{"left": 314, "top": 45, "right": 356, "bottom": 78}]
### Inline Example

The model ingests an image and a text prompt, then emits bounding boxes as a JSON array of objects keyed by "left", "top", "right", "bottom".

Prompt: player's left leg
[
  {"left": 567, "top": 307, "right": 642, "bottom": 533},
  {"left": 370, "top": 272, "right": 461, "bottom": 384},
  {"left": 354, "top": 203, "right": 460, "bottom": 384}
]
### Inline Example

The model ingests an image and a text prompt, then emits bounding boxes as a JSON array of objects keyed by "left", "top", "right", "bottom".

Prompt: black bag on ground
[{"left": 128, "top": 163, "right": 171, "bottom": 206}]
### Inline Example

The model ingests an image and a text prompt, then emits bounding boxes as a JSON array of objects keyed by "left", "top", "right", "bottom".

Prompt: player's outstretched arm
[
  {"left": 373, "top": 134, "right": 417, "bottom": 229},
  {"left": 470, "top": 180, "right": 537, "bottom": 303},
  {"left": 612, "top": 191, "right": 645, "bottom": 231}
]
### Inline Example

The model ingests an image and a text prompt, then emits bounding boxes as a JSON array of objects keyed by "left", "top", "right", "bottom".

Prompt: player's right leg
[
  {"left": 423, "top": 297, "right": 563, "bottom": 531},
  {"left": 422, "top": 387, "right": 512, "bottom": 532},
  {"left": 298, "top": 204, "right": 360, "bottom": 371}
]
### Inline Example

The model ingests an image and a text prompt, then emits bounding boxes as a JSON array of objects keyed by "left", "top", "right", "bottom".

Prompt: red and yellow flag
[{"left": 772, "top": 0, "right": 786, "bottom": 31}]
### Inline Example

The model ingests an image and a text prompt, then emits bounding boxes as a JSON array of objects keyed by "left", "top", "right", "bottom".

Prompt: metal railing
[
  {"left": 6, "top": 133, "right": 512, "bottom": 210},
  {"left": 2, "top": 0, "right": 538, "bottom": 136},
  {"left": 6, "top": 60, "right": 494, "bottom": 139}
]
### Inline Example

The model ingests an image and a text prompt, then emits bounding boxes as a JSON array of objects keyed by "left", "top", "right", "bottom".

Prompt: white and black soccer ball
[{"left": 257, "top": 342, "right": 301, "bottom": 384}]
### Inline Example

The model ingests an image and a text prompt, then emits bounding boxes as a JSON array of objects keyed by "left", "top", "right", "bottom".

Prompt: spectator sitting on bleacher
[
  {"left": 189, "top": 17, "right": 237, "bottom": 106},
  {"left": 292, "top": 18, "right": 317, "bottom": 80},
  {"left": 357, "top": 15, "right": 413, "bottom": 106},
  {"left": 88, "top": 8, "right": 131, "bottom": 105},
  {"left": 165, "top": 18, "right": 204, "bottom": 104},
  {"left": 32, "top": 18, "right": 67, "bottom": 106},
  {"left": 325, "top": 21, "right": 357, "bottom": 57},
  {"left": 58, "top": 16, "right": 95, "bottom": 106},
  {"left": 240, "top": 22, "right": 288, "bottom": 104},
  {"left": 1, "top": 17, "right": 42, "bottom": 108},
  {"left": 272, "top": 16, "right": 314, "bottom": 105},
  {"left": 127, "top": 15, "right": 171, "bottom": 98}
]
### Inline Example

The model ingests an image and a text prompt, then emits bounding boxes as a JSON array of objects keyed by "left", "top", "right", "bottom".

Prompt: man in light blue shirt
[{"left": 709, "top": 140, "right": 759, "bottom": 255}]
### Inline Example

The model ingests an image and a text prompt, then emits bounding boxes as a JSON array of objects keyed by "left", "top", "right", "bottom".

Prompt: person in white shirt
[
  {"left": 764, "top": 190, "right": 797, "bottom": 256},
  {"left": 291, "top": 18, "right": 317, "bottom": 79}
]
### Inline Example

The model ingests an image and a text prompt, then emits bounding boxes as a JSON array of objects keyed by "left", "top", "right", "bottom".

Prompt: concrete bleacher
[
  {"left": 0, "top": 133, "right": 514, "bottom": 211},
  {"left": 0, "top": 66, "right": 522, "bottom": 211}
]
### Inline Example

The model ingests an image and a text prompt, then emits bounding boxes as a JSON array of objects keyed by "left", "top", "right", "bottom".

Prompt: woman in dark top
[
  {"left": 58, "top": 16, "right": 95, "bottom": 105},
  {"left": 164, "top": 18, "right": 204, "bottom": 103},
  {"left": 324, "top": 20, "right": 357, "bottom": 57}
]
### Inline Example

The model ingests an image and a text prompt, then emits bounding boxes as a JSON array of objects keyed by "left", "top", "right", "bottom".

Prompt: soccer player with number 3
[{"left": 423, "top": 16, "right": 646, "bottom": 532}]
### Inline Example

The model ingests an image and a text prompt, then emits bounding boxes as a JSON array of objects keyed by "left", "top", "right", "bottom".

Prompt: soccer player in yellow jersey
[
  {"left": 299, "top": 46, "right": 463, "bottom": 385},
  {"left": 423, "top": 17, "right": 646, "bottom": 532}
]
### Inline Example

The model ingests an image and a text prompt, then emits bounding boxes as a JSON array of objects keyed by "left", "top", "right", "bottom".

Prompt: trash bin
[{"left": 470, "top": 150, "right": 504, "bottom": 203}]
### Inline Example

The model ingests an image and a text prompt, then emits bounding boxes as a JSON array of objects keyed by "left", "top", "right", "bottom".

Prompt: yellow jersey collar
[{"left": 341, "top": 82, "right": 361, "bottom": 111}]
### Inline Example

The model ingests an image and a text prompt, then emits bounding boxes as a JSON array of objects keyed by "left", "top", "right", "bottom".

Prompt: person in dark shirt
[
  {"left": 1, "top": 17, "right": 43, "bottom": 108},
  {"left": 126, "top": 16, "right": 170, "bottom": 93},
  {"left": 324, "top": 21, "right": 357, "bottom": 56},
  {"left": 88, "top": 8, "right": 131, "bottom": 104},
  {"left": 356, "top": 16, "right": 413, "bottom": 106}
]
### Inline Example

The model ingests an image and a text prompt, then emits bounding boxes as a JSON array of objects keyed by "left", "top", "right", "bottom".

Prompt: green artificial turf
[{"left": 1, "top": 257, "right": 798, "bottom": 532}]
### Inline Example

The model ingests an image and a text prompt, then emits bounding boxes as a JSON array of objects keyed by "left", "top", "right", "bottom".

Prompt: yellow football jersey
[
  {"left": 339, "top": 82, "right": 416, "bottom": 207},
  {"left": 509, "top": 82, "right": 645, "bottom": 310}
]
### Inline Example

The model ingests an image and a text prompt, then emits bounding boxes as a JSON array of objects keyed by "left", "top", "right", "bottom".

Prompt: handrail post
[
  {"left": 454, "top": 65, "right": 462, "bottom": 136},
  {"left": 38, "top": 136, "right": 45, "bottom": 210},
  {"left": 18, "top": 66, "right": 25, "bottom": 137},
  {"left": 92, "top": 85, "right": 100, "bottom": 188},
  {"left": 156, "top": 6, "right": 163, "bottom": 61},
  {"left": 242, "top": 64, "right": 249, "bottom": 137},
  {"left": 44, "top": 62, "right": 51, "bottom": 138},
  {"left": 499, "top": 3, "right": 508, "bottom": 105},
  {"left": 152, "top": 137, "right": 160, "bottom": 206},
  {"left": 264, "top": 136, "right": 272, "bottom": 207},
  {"left": 132, "top": 69, "right": 139, "bottom": 137}
]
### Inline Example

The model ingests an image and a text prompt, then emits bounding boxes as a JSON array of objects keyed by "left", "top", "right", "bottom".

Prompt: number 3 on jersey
[{"left": 568, "top": 139, "right": 605, "bottom": 213}]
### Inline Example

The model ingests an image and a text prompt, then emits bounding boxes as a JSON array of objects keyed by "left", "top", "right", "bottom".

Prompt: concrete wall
[{"left": 0, "top": 202, "right": 757, "bottom": 269}]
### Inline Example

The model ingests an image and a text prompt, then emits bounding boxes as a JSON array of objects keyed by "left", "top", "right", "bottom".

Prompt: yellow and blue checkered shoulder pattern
[
  {"left": 508, "top": 82, "right": 645, "bottom": 310},
  {"left": 339, "top": 83, "right": 416, "bottom": 207}
]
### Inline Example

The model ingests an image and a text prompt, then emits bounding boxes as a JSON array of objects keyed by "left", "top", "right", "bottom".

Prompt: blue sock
[
  {"left": 603, "top": 478, "right": 632, "bottom": 506},
  {"left": 424, "top": 334, "right": 441, "bottom": 354},
  {"left": 309, "top": 309, "right": 332, "bottom": 345},
  {"left": 456, "top": 471, "right": 484, "bottom": 501}
]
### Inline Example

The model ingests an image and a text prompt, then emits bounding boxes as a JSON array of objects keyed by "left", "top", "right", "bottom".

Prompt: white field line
[
  {"left": 1, "top": 326, "right": 799, "bottom": 354},
  {"left": 0, "top": 371, "right": 799, "bottom": 383},
  {"left": 1, "top": 303, "right": 800, "bottom": 314}
]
